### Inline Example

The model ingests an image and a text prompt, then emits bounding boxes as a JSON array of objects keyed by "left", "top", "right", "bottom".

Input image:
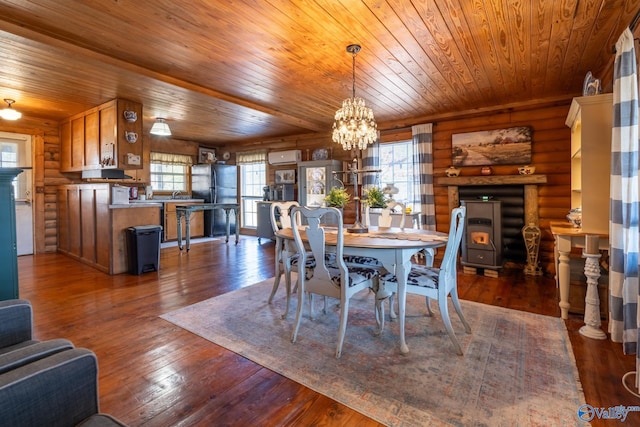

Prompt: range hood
[{"left": 82, "top": 169, "right": 132, "bottom": 180}]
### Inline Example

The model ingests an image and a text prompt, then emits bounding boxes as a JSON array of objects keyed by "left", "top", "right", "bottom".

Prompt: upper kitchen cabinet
[{"left": 60, "top": 98, "right": 144, "bottom": 173}]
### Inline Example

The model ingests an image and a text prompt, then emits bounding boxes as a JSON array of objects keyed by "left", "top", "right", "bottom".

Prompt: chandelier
[{"left": 332, "top": 44, "right": 377, "bottom": 151}]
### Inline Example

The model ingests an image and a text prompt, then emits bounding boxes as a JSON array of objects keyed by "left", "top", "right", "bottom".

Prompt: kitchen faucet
[{"left": 172, "top": 190, "right": 182, "bottom": 199}]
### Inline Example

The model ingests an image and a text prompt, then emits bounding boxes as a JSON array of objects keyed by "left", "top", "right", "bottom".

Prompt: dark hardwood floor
[{"left": 17, "top": 236, "right": 639, "bottom": 426}]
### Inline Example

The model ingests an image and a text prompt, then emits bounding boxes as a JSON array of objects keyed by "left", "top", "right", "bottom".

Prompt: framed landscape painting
[{"left": 451, "top": 126, "right": 532, "bottom": 166}]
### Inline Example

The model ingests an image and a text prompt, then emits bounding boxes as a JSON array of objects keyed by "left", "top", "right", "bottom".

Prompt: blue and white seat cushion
[
  {"left": 380, "top": 265, "right": 440, "bottom": 289},
  {"left": 290, "top": 252, "right": 337, "bottom": 269},
  {"left": 342, "top": 254, "right": 384, "bottom": 268},
  {"left": 328, "top": 266, "right": 379, "bottom": 287}
]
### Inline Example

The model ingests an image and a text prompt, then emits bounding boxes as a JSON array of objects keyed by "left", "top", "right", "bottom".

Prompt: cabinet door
[
  {"left": 84, "top": 110, "right": 100, "bottom": 169},
  {"left": 68, "top": 116, "right": 85, "bottom": 171},
  {"left": 60, "top": 121, "right": 72, "bottom": 172},
  {"left": 100, "top": 103, "right": 117, "bottom": 167}
]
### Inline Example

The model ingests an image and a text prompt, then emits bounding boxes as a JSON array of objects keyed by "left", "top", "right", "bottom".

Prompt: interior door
[
  {"left": 15, "top": 169, "right": 33, "bottom": 255},
  {"left": 0, "top": 132, "right": 34, "bottom": 255}
]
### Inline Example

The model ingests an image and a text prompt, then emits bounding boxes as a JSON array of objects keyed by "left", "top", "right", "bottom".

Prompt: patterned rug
[{"left": 161, "top": 277, "right": 588, "bottom": 426}]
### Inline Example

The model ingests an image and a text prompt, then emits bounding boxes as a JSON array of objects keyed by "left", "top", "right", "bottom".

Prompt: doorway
[{"left": 0, "top": 131, "right": 33, "bottom": 255}]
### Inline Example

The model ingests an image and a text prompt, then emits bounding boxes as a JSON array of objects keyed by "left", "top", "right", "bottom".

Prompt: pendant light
[
  {"left": 331, "top": 44, "right": 377, "bottom": 151},
  {"left": 0, "top": 99, "right": 22, "bottom": 121},
  {"left": 150, "top": 117, "right": 171, "bottom": 136}
]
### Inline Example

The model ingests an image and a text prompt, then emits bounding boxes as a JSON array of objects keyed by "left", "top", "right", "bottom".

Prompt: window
[
  {"left": 150, "top": 152, "right": 192, "bottom": 192},
  {"left": 0, "top": 133, "right": 31, "bottom": 200},
  {"left": 238, "top": 151, "right": 267, "bottom": 228},
  {"left": 377, "top": 140, "right": 417, "bottom": 211}
]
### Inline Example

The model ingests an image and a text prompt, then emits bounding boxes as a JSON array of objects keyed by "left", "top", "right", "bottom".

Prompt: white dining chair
[
  {"left": 290, "top": 206, "right": 380, "bottom": 358},
  {"left": 268, "top": 201, "right": 339, "bottom": 319},
  {"left": 379, "top": 206, "right": 471, "bottom": 355},
  {"left": 268, "top": 201, "right": 299, "bottom": 308}
]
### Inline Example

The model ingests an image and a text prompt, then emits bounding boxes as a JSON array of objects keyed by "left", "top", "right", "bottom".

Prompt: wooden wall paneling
[
  {"left": 68, "top": 187, "right": 81, "bottom": 257},
  {"left": 96, "top": 187, "right": 111, "bottom": 270},
  {"left": 57, "top": 187, "right": 69, "bottom": 253},
  {"left": 80, "top": 187, "right": 97, "bottom": 263}
]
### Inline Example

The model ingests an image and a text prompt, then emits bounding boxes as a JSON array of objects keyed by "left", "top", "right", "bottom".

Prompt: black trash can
[{"left": 126, "top": 225, "right": 162, "bottom": 275}]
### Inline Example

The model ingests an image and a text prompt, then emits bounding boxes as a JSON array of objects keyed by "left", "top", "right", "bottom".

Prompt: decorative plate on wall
[{"left": 312, "top": 148, "right": 328, "bottom": 160}]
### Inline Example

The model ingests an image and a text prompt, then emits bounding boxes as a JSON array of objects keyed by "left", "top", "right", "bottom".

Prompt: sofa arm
[
  {"left": 0, "top": 348, "right": 100, "bottom": 427},
  {"left": 0, "top": 338, "right": 74, "bottom": 375},
  {"left": 0, "top": 299, "right": 33, "bottom": 349}
]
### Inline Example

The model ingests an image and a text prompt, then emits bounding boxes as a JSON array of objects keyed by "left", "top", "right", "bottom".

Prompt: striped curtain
[
  {"left": 412, "top": 124, "right": 436, "bottom": 230},
  {"left": 362, "top": 132, "right": 381, "bottom": 188},
  {"left": 609, "top": 26, "right": 640, "bottom": 383}
]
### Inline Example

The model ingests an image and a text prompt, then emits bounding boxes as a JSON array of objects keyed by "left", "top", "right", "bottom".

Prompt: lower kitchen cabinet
[{"left": 57, "top": 183, "right": 162, "bottom": 274}]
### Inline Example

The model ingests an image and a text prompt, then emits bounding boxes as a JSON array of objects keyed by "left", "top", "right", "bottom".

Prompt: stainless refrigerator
[{"left": 191, "top": 164, "right": 238, "bottom": 236}]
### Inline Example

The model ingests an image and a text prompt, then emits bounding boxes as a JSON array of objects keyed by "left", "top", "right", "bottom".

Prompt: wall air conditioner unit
[{"left": 268, "top": 150, "right": 301, "bottom": 165}]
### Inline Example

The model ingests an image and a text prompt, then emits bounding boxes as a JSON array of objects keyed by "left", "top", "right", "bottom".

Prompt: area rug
[{"left": 161, "top": 277, "right": 588, "bottom": 426}]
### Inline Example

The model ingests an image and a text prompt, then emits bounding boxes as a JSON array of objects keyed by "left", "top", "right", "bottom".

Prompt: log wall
[{"left": 221, "top": 100, "right": 574, "bottom": 276}]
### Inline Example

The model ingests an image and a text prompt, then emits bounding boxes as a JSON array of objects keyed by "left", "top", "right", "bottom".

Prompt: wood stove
[{"left": 461, "top": 200, "right": 503, "bottom": 270}]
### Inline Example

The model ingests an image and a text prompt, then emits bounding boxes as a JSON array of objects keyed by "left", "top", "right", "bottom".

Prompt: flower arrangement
[
  {"left": 324, "top": 186, "right": 350, "bottom": 208},
  {"left": 363, "top": 186, "right": 389, "bottom": 208}
]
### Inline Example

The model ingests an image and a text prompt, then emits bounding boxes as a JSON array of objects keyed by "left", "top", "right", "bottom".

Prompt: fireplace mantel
[
  {"left": 436, "top": 174, "right": 547, "bottom": 228},
  {"left": 436, "top": 174, "right": 547, "bottom": 186}
]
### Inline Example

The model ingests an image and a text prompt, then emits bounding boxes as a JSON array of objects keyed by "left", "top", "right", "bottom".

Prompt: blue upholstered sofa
[{"left": 0, "top": 299, "right": 128, "bottom": 426}]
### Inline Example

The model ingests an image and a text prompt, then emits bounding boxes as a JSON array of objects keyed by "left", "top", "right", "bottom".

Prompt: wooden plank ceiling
[{"left": 0, "top": 0, "right": 638, "bottom": 145}]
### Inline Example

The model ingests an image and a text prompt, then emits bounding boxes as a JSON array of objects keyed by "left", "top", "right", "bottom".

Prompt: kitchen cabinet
[
  {"left": 57, "top": 183, "right": 162, "bottom": 274},
  {"left": 565, "top": 93, "right": 613, "bottom": 234},
  {"left": 0, "top": 168, "right": 23, "bottom": 300},
  {"left": 164, "top": 201, "right": 205, "bottom": 241},
  {"left": 60, "top": 98, "right": 144, "bottom": 173}
]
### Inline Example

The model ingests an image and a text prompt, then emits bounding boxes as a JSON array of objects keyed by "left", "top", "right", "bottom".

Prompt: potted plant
[
  {"left": 363, "top": 186, "right": 388, "bottom": 209},
  {"left": 324, "top": 186, "right": 350, "bottom": 208}
]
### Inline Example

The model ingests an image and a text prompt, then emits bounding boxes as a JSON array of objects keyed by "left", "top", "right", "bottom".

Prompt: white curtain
[
  {"left": 237, "top": 150, "right": 267, "bottom": 164},
  {"left": 412, "top": 124, "right": 436, "bottom": 230},
  {"left": 609, "top": 27, "right": 640, "bottom": 387}
]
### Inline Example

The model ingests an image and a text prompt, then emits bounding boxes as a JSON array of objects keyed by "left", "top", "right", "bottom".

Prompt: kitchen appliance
[
  {"left": 269, "top": 184, "right": 294, "bottom": 201},
  {"left": 111, "top": 186, "right": 130, "bottom": 205},
  {"left": 191, "top": 164, "right": 238, "bottom": 236}
]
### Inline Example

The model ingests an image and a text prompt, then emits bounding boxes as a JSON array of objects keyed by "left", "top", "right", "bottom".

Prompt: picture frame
[
  {"left": 451, "top": 126, "right": 532, "bottom": 166},
  {"left": 198, "top": 147, "right": 217, "bottom": 164},
  {"left": 275, "top": 169, "right": 296, "bottom": 184}
]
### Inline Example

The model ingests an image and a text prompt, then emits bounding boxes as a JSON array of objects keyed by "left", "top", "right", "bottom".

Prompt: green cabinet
[{"left": 0, "top": 168, "right": 23, "bottom": 300}]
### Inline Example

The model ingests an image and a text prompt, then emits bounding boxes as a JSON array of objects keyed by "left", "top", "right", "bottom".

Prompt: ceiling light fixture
[
  {"left": 332, "top": 44, "right": 377, "bottom": 151},
  {"left": 0, "top": 99, "right": 22, "bottom": 121},
  {"left": 150, "top": 117, "right": 171, "bottom": 136}
]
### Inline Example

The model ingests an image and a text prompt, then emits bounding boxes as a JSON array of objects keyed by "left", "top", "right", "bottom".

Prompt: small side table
[{"left": 549, "top": 221, "right": 609, "bottom": 320}]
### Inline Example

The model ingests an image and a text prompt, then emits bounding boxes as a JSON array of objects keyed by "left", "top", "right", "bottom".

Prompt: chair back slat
[
  {"left": 440, "top": 206, "right": 466, "bottom": 289},
  {"left": 291, "top": 206, "right": 346, "bottom": 292}
]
